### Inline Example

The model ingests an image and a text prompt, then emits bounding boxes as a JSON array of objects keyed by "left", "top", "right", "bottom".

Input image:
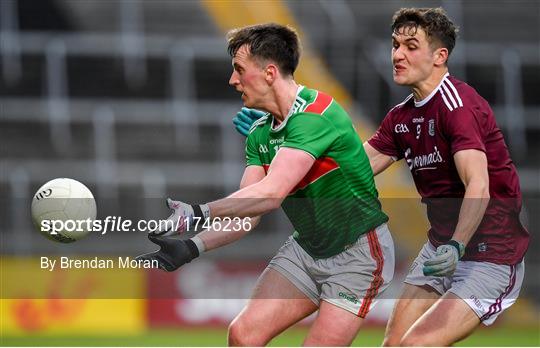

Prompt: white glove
[
  {"left": 422, "top": 240, "right": 465, "bottom": 277},
  {"left": 152, "top": 198, "right": 210, "bottom": 236}
]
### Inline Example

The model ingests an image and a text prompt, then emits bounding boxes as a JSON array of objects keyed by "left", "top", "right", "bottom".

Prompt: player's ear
[
  {"left": 434, "top": 47, "right": 449, "bottom": 67},
  {"left": 264, "top": 64, "right": 279, "bottom": 85}
]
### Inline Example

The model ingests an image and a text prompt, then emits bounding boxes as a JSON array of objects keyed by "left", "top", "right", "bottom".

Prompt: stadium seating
[{"left": 0, "top": 0, "right": 538, "bottom": 290}]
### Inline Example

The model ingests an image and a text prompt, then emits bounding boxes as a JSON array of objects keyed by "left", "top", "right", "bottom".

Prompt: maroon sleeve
[
  {"left": 368, "top": 111, "right": 402, "bottom": 159},
  {"left": 442, "top": 105, "right": 487, "bottom": 155}
]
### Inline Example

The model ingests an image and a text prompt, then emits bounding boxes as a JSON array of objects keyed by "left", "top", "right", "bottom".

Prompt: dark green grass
[{"left": 2, "top": 326, "right": 539, "bottom": 346}]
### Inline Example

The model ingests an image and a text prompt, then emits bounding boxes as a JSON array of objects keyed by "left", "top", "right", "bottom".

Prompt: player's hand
[
  {"left": 233, "top": 107, "right": 266, "bottom": 137},
  {"left": 423, "top": 240, "right": 465, "bottom": 277},
  {"left": 135, "top": 234, "right": 199, "bottom": 272},
  {"left": 151, "top": 198, "right": 195, "bottom": 236},
  {"left": 152, "top": 198, "right": 209, "bottom": 236}
]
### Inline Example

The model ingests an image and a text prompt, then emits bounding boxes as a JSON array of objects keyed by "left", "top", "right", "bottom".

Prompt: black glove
[{"left": 136, "top": 234, "right": 199, "bottom": 272}]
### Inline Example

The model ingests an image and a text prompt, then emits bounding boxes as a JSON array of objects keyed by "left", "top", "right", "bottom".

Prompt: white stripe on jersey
[
  {"left": 295, "top": 98, "right": 307, "bottom": 113},
  {"left": 444, "top": 78, "right": 463, "bottom": 107},
  {"left": 391, "top": 94, "right": 414, "bottom": 112},
  {"left": 248, "top": 115, "right": 269, "bottom": 134},
  {"left": 401, "top": 94, "right": 414, "bottom": 105},
  {"left": 441, "top": 82, "right": 458, "bottom": 108},
  {"left": 320, "top": 98, "right": 334, "bottom": 115},
  {"left": 439, "top": 89, "right": 454, "bottom": 111}
]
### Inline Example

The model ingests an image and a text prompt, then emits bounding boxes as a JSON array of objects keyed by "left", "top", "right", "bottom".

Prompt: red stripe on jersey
[
  {"left": 358, "top": 230, "right": 384, "bottom": 318},
  {"left": 290, "top": 156, "right": 339, "bottom": 194},
  {"left": 305, "top": 91, "right": 333, "bottom": 114},
  {"left": 263, "top": 157, "right": 338, "bottom": 193}
]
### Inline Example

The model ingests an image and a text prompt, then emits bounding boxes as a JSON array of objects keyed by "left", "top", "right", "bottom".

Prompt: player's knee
[
  {"left": 227, "top": 319, "right": 248, "bottom": 346},
  {"left": 227, "top": 317, "right": 269, "bottom": 347}
]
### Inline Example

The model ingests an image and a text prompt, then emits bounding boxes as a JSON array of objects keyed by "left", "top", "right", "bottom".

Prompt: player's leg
[
  {"left": 304, "top": 225, "right": 395, "bottom": 346},
  {"left": 303, "top": 300, "right": 364, "bottom": 346},
  {"left": 228, "top": 268, "right": 318, "bottom": 346},
  {"left": 382, "top": 241, "right": 445, "bottom": 346},
  {"left": 382, "top": 284, "right": 440, "bottom": 346},
  {"left": 228, "top": 236, "right": 320, "bottom": 346},
  {"left": 399, "top": 291, "right": 480, "bottom": 346},
  {"left": 400, "top": 260, "right": 525, "bottom": 346}
]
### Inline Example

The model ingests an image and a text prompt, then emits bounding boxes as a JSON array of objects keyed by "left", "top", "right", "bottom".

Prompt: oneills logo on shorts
[
  {"left": 339, "top": 292, "right": 359, "bottom": 304},
  {"left": 470, "top": 295, "right": 485, "bottom": 311}
]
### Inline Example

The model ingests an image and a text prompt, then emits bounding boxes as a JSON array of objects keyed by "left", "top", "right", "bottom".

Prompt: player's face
[
  {"left": 391, "top": 27, "right": 438, "bottom": 86},
  {"left": 229, "top": 45, "right": 269, "bottom": 108}
]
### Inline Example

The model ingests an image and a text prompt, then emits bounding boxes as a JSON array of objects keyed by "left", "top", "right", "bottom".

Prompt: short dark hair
[
  {"left": 226, "top": 23, "right": 301, "bottom": 76},
  {"left": 392, "top": 7, "right": 458, "bottom": 56}
]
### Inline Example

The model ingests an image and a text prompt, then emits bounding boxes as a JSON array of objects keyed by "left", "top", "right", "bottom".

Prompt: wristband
[
  {"left": 190, "top": 235, "right": 206, "bottom": 253},
  {"left": 192, "top": 204, "right": 210, "bottom": 220},
  {"left": 447, "top": 240, "right": 465, "bottom": 259}
]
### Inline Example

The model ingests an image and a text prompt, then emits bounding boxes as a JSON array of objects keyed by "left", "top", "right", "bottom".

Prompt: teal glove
[
  {"left": 423, "top": 240, "right": 465, "bottom": 277},
  {"left": 233, "top": 107, "right": 266, "bottom": 137}
]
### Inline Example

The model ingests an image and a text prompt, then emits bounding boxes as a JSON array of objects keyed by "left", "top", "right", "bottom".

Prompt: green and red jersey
[{"left": 245, "top": 86, "right": 388, "bottom": 258}]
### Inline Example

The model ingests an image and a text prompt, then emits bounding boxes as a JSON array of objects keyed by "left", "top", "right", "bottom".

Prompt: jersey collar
[
  {"left": 271, "top": 85, "right": 305, "bottom": 132},
  {"left": 414, "top": 72, "right": 450, "bottom": 107}
]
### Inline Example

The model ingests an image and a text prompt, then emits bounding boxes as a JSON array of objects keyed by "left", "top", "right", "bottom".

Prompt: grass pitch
[{"left": 2, "top": 326, "right": 539, "bottom": 346}]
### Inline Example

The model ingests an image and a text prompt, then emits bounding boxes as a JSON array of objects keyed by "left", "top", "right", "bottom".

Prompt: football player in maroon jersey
[{"left": 365, "top": 7, "right": 529, "bottom": 346}]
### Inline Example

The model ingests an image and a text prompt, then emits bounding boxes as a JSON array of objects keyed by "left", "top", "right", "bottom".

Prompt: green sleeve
[
  {"left": 245, "top": 131, "right": 262, "bottom": 167},
  {"left": 281, "top": 113, "right": 338, "bottom": 158}
]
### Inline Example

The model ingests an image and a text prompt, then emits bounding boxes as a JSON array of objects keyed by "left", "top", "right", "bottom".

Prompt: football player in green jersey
[{"left": 138, "top": 23, "right": 394, "bottom": 346}]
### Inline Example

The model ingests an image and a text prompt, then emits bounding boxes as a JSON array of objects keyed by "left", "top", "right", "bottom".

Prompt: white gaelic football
[{"left": 31, "top": 178, "right": 97, "bottom": 243}]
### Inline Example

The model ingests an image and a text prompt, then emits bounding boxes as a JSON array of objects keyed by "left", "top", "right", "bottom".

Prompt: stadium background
[{"left": 0, "top": 0, "right": 538, "bottom": 346}]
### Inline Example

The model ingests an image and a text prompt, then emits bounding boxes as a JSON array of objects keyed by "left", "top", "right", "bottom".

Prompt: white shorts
[
  {"left": 268, "top": 223, "right": 395, "bottom": 318},
  {"left": 405, "top": 241, "right": 525, "bottom": 326}
]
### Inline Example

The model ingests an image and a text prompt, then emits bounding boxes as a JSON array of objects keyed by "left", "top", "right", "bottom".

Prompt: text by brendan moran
[{"left": 40, "top": 256, "right": 158, "bottom": 271}]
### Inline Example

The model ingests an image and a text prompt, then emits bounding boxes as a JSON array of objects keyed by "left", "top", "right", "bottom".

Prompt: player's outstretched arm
[
  {"left": 137, "top": 213, "right": 261, "bottom": 272},
  {"left": 135, "top": 166, "right": 265, "bottom": 271},
  {"left": 363, "top": 142, "right": 395, "bottom": 176},
  {"left": 135, "top": 149, "right": 314, "bottom": 272}
]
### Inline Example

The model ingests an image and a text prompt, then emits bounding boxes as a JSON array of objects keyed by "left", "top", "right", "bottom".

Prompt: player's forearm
[
  {"left": 207, "top": 195, "right": 282, "bottom": 218},
  {"left": 452, "top": 179, "right": 490, "bottom": 246},
  {"left": 207, "top": 179, "right": 285, "bottom": 218},
  {"left": 363, "top": 142, "right": 394, "bottom": 176},
  {"left": 370, "top": 158, "right": 393, "bottom": 176},
  {"left": 196, "top": 216, "right": 260, "bottom": 251}
]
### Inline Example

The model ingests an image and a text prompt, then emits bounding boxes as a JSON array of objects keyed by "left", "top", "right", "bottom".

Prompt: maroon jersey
[{"left": 368, "top": 73, "right": 529, "bottom": 265}]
